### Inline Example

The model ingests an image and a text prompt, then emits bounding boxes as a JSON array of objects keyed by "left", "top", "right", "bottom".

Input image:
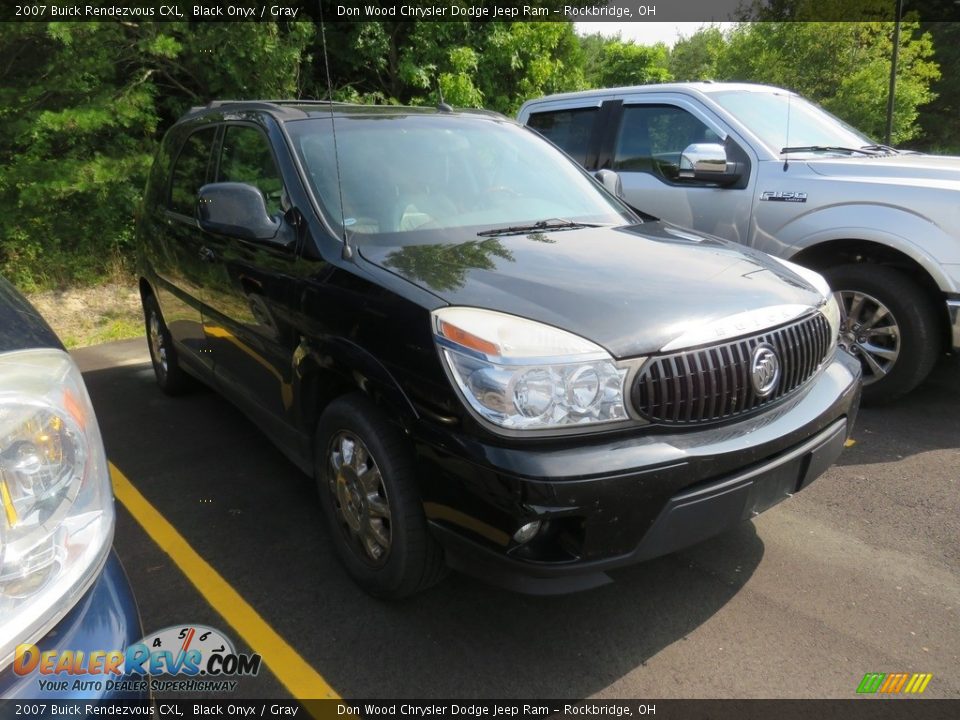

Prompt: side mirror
[
  {"left": 679, "top": 143, "right": 743, "bottom": 186},
  {"left": 594, "top": 169, "right": 624, "bottom": 199},
  {"left": 197, "top": 182, "right": 280, "bottom": 242}
]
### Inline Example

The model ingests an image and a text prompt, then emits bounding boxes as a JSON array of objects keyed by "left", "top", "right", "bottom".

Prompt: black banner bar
[
  {"left": 1, "top": 700, "right": 959, "bottom": 720},
  {"left": 2, "top": 0, "right": 960, "bottom": 24}
]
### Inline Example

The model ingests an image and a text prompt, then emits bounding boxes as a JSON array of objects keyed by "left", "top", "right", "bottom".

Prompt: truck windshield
[
  {"left": 710, "top": 90, "right": 875, "bottom": 156},
  {"left": 287, "top": 114, "right": 632, "bottom": 240}
]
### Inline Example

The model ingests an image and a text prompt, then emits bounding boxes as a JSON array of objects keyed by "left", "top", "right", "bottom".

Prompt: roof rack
[
  {"left": 185, "top": 98, "right": 351, "bottom": 117},
  {"left": 182, "top": 99, "right": 508, "bottom": 122}
]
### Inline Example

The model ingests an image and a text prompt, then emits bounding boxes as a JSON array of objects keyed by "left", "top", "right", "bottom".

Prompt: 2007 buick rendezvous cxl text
[{"left": 136, "top": 101, "right": 861, "bottom": 597}]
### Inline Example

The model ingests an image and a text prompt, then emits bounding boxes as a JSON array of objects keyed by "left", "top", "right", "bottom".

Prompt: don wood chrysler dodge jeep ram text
[{"left": 136, "top": 101, "right": 861, "bottom": 597}]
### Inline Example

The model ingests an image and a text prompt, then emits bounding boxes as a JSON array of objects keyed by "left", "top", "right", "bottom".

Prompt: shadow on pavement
[
  {"left": 82, "top": 358, "right": 764, "bottom": 699},
  {"left": 837, "top": 354, "right": 960, "bottom": 467}
]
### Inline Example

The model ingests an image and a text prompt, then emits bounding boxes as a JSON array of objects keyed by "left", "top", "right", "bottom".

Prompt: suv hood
[
  {"left": 807, "top": 153, "right": 960, "bottom": 184},
  {"left": 0, "top": 275, "right": 62, "bottom": 353},
  {"left": 357, "top": 222, "right": 824, "bottom": 358}
]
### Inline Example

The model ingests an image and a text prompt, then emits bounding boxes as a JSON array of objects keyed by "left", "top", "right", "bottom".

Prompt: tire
[
  {"left": 142, "top": 293, "right": 194, "bottom": 396},
  {"left": 822, "top": 263, "right": 941, "bottom": 404},
  {"left": 315, "top": 394, "right": 446, "bottom": 598}
]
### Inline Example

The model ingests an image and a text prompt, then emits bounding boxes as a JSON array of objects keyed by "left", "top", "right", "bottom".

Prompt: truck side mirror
[
  {"left": 594, "top": 169, "right": 624, "bottom": 199},
  {"left": 679, "top": 143, "right": 743, "bottom": 186},
  {"left": 197, "top": 182, "right": 280, "bottom": 242}
]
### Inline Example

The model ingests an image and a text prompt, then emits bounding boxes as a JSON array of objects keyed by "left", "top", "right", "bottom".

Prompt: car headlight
[
  {"left": 770, "top": 257, "right": 841, "bottom": 347},
  {"left": 0, "top": 349, "right": 114, "bottom": 671},
  {"left": 821, "top": 291, "right": 841, "bottom": 348},
  {"left": 432, "top": 307, "right": 628, "bottom": 431}
]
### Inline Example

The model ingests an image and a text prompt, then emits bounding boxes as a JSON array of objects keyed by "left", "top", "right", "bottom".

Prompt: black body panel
[
  {"left": 135, "top": 101, "right": 861, "bottom": 593},
  {"left": 0, "top": 275, "right": 62, "bottom": 352}
]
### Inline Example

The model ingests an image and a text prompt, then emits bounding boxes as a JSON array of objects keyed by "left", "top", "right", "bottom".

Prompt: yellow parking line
[{"left": 110, "top": 462, "right": 339, "bottom": 700}]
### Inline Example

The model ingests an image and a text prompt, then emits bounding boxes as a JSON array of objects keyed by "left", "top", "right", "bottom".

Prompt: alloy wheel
[
  {"left": 834, "top": 289, "right": 900, "bottom": 385},
  {"left": 148, "top": 311, "right": 168, "bottom": 374},
  {"left": 327, "top": 431, "right": 392, "bottom": 565}
]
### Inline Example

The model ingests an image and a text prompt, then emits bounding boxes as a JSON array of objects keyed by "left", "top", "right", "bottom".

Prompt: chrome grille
[{"left": 633, "top": 312, "right": 833, "bottom": 425}]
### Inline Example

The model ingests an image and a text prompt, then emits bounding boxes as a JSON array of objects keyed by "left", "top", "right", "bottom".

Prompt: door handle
[{"left": 199, "top": 246, "right": 217, "bottom": 263}]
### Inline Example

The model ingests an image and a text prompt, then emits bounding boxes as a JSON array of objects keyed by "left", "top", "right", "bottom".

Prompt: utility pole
[{"left": 885, "top": 0, "right": 904, "bottom": 145}]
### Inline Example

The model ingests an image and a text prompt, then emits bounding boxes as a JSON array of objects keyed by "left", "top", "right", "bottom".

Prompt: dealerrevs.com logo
[{"left": 13, "top": 624, "right": 261, "bottom": 694}]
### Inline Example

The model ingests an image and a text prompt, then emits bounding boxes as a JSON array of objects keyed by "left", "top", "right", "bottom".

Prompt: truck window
[
  {"left": 168, "top": 127, "right": 218, "bottom": 217},
  {"left": 614, "top": 105, "right": 720, "bottom": 182},
  {"left": 217, "top": 126, "right": 285, "bottom": 216},
  {"left": 527, "top": 108, "right": 599, "bottom": 166}
]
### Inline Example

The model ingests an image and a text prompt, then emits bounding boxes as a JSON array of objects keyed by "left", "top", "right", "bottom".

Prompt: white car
[{"left": 519, "top": 83, "right": 960, "bottom": 402}]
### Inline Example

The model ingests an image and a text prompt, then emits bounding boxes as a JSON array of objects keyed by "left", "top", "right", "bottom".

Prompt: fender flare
[
  {"left": 774, "top": 204, "right": 958, "bottom": 293},
  {"left": 291, "top": 335, "right": 420, "bottom": 443}
]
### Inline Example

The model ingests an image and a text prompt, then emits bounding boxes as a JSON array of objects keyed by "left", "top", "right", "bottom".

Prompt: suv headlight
[
  {"left": 0, "top": 349, "right": 114, "bottom": 671},
  {"left": 433, "top": 307, "right": 628, "bottom": 431},
  {"left": 821, "top": 291, "right": 841, "bottom": 347}
]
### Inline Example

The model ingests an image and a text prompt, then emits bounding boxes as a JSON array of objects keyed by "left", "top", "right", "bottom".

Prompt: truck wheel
[
  {"left": 143, "top": 293, "right": 194, "bottom": 396},
  {"left": 315, "top": 394, "right": 446, "bottom": 598},
  {"left": 822, "top": 264, "right": 941, "bottom": 403}
]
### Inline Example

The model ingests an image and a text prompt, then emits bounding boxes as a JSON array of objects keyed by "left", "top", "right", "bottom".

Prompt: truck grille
[{"left": 633, "top": 312, "right": 833, "bottom": 425}]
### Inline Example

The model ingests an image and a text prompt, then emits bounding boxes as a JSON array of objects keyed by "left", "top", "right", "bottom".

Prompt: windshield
[
  {"left": 287, "top": 114, "right": 632, "bottom": 241},
  {"left": 710, "top": 90, "right": 875, "bottom": 156}
]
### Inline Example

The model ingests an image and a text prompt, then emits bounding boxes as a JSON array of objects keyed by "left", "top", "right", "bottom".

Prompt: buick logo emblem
[{"left": 750, "top": 344, "right": 780, "bottom": 397}]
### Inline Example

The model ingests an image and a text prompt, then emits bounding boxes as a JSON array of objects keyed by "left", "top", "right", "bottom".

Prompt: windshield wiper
[
  {"left": 860, "top": 143, "right": 900, "bottom": 154},
  {"left": 780, "top": 146, "right": 875, "bottom": 156},
  {"left": 476, "top": 219, "right": 602, "bottom": 237}
]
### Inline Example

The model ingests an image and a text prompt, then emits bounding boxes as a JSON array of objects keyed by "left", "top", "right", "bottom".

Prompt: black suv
[{"left": 136, "top": 101, "right": 861, "bottom": 597}]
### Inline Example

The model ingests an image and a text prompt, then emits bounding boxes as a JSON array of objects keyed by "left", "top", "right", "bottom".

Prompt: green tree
[
  {"left": 309, "top": 21, "right": 584, "bottom": 114},
  {"left": 715, "top": 22, "right": 938, "bottom": 144},
  {"left": 581, "top": 33, "right": 672, "bottom": 88},
  {"left": 475, "top": 22, "right": 585, "bottom": 114},
  {"left": 917, "top": 22, "right": 960, "bottom": 153},
  {"left": 0, "top": 21, "right": 313, "bottom": 289},
  {"left": 0, "top": 23, "right": 159, "bottom": 289},
  {"left": 669, "top": 26, "right": 726, "bottom": 81}
]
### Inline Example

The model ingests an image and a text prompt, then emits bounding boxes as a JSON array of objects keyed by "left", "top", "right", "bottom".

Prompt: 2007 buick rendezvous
[{"left": 137, "top": 101, "right": 861, "bottom": 596}]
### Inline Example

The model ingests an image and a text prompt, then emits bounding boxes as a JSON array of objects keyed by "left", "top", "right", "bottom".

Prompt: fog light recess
[{"left": 512, "top": 520, "right": 542, "bottom": 545}]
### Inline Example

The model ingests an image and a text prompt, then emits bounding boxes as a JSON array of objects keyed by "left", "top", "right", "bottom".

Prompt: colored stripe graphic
[
  {"left": 883, "top": 673, "right": 909, "bottom": 693},
  {"left": 857, "top": 673, "right": 885, "bottom": 693},
  {"left": 909, "top": 674, "right": 933, "bottom": 694},
  {"left": 857, "top": 672, "right": 932, "bottom": 694}
]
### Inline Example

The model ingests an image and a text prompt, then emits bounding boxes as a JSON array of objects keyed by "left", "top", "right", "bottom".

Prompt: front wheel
[
  {"left": 143, "top": 293, "right": 194, "bottom": 396},
  {"left": 315, "top": 394, "right": 445, "bottom": 598},
  {"left": 822, "top": 264, "right": 941, "bottom": 403}
]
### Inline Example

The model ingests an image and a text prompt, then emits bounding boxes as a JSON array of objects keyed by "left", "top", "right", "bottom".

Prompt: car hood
[
  {"left": 357, "top": 222, "right": 825, "bottom": 358},
  {"left": 807, "top": 153, "right": 960, "bottom": 184},
  {"left": 0, "top": 275, "right": 62, "bottom": 353}
]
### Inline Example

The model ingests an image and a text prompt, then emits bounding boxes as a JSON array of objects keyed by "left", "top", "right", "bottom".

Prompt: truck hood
[
  {"left": 357, "top": 222, "right": 825, "bottom": 358},
  {"left": 807, "top": 153, "right": 960, "bottom": 183}
]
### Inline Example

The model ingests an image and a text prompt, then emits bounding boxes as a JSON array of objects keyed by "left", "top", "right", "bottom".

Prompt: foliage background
[{"left": 0, "top": 13, "right": 951, "bottom": 290}]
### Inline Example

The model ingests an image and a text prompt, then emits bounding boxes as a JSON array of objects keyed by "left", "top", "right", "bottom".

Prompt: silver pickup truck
[{"left": 518, "top": 83, "right": 960, "bottom": 402}]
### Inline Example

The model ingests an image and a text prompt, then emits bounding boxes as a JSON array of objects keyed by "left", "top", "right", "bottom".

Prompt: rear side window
[
  {"left": 168, "top": 127, "right": 217, "bottom": 216},
  {"left": 217, "top": 126, "right": 284, "bottom": 216},
  {"left": 526, "top": 108, "right": 599, "bottom": 166},
  {"left": 613, "top": 105, "right": 721, "bottom": 181}
]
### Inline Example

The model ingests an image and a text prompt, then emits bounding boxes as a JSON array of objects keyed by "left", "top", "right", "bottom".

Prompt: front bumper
[
  {"left": 414, "top": 350, "right": 862, "bottom": 594},
  {"left": 0, "top": 551, "right": 146, "bottom": 700},
  {"left": 948, "top": 298, "right": 960, "bottom": 351}
]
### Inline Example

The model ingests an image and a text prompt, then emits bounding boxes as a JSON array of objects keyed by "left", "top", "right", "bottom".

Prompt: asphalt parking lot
[{"left": 74, "top": 338, "right": 959, "bottom": 700}]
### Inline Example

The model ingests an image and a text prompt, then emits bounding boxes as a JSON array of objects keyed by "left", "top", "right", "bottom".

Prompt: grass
[{"left": 26, "top": 281, "right": 144, "bottom": 349}]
